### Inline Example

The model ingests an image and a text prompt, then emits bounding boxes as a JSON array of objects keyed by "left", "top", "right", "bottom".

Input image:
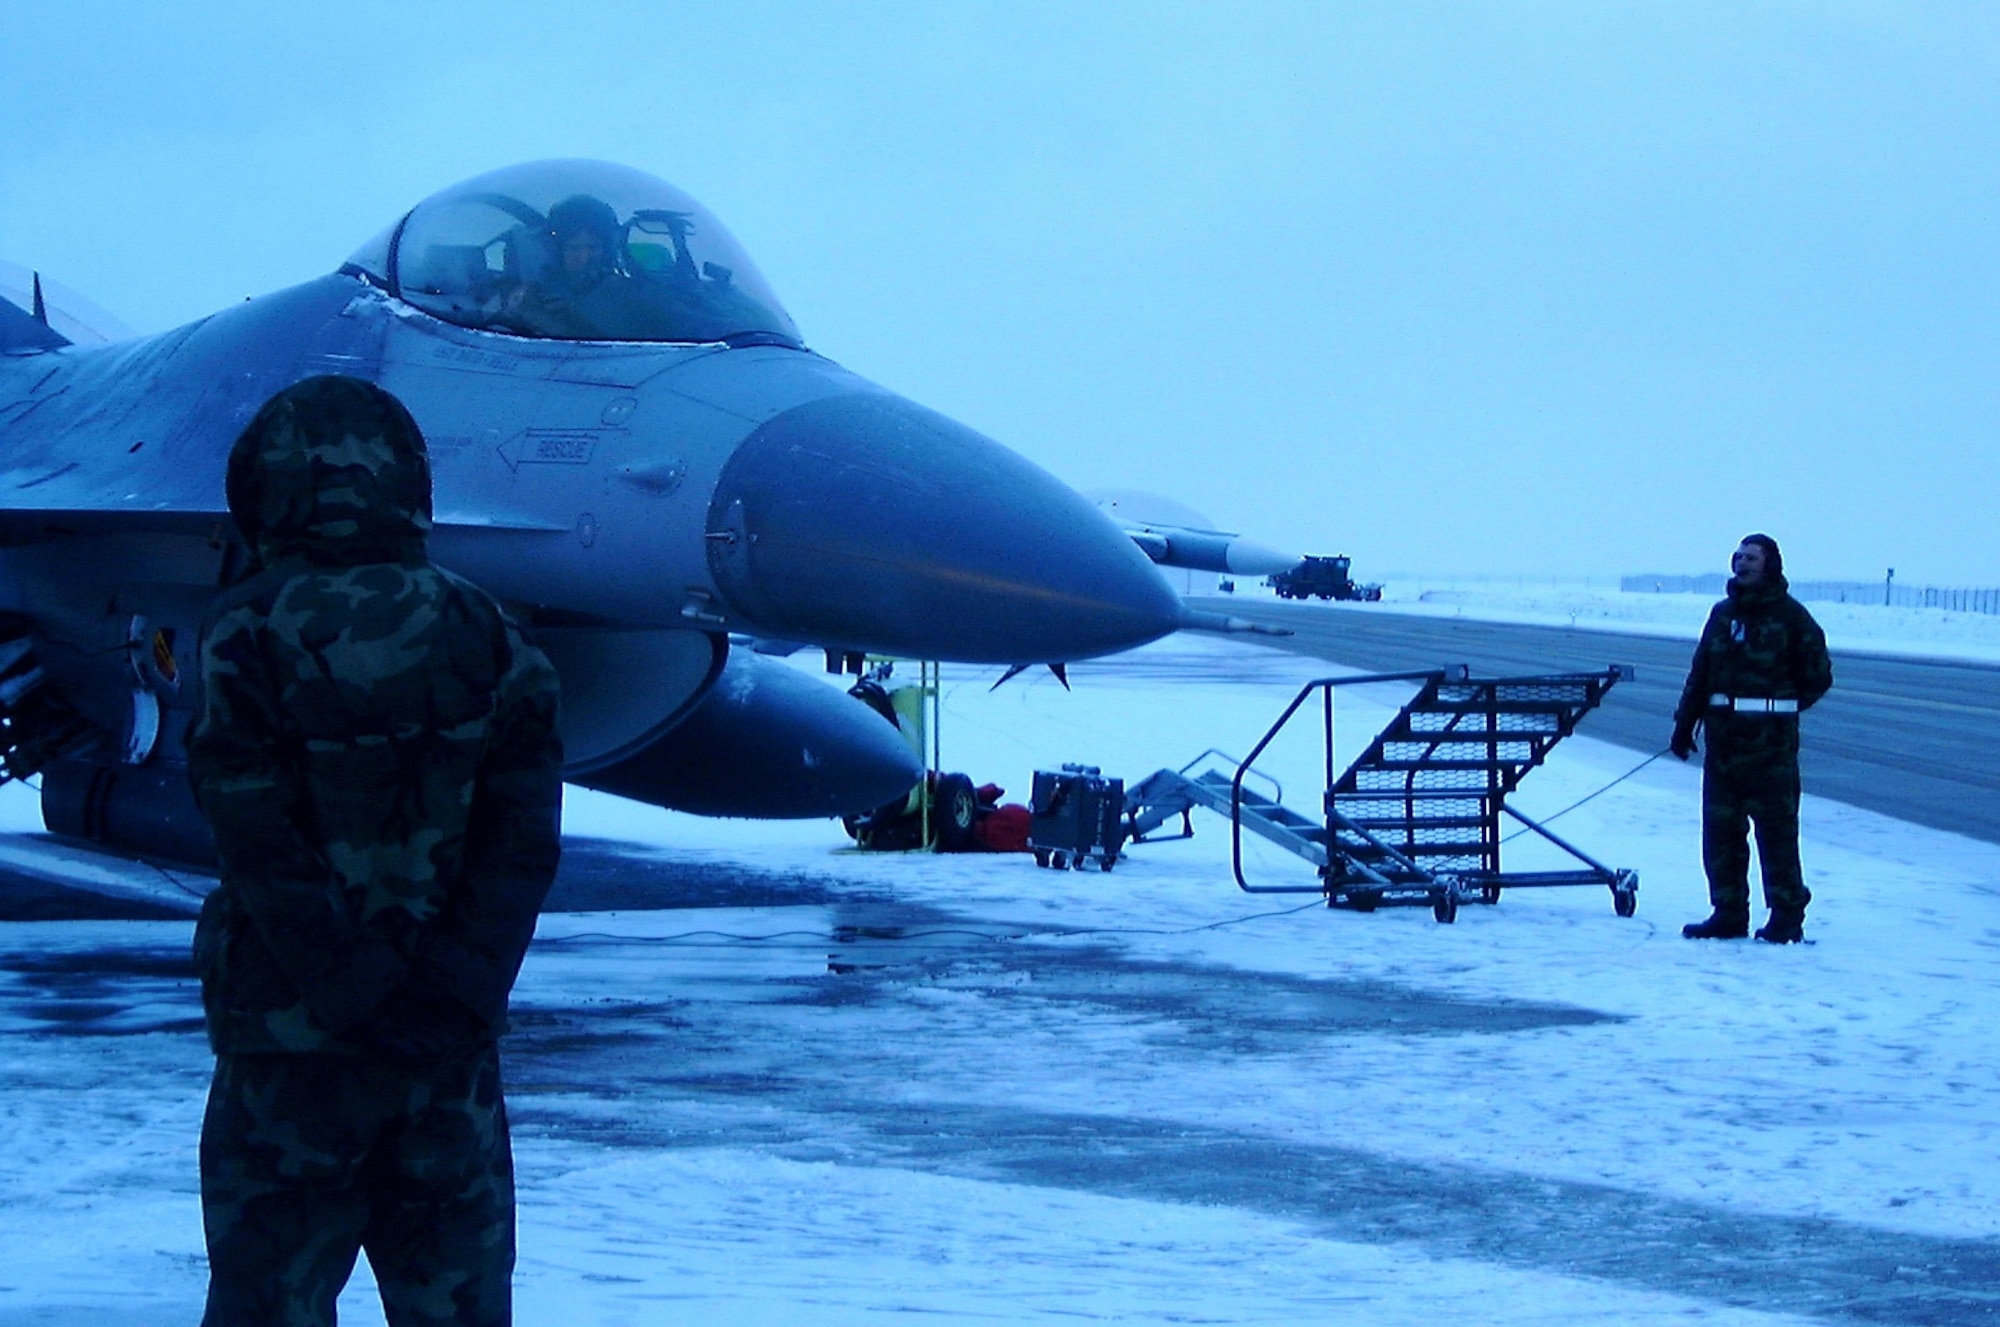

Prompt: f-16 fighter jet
[{"left": 0, "top": 159, "right": 1184, "bottom": 863}]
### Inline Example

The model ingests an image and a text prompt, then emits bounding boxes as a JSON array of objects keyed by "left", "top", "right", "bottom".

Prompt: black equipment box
[{"left": 1028, "top": 763, "right": 1126, "bottom": 871}]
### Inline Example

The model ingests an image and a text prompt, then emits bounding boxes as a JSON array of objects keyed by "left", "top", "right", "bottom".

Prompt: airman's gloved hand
[
  {"left": 359, "top": 984, "right": 489, "bottom": 1066},
  {"left": 1670, "top": 719, "right": 1698, "bottom": 761}
]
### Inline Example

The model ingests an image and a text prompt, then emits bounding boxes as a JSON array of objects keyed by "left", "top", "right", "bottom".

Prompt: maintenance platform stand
[{"left": 1123, "top": 666, "right": 1639, "bottom": 923}]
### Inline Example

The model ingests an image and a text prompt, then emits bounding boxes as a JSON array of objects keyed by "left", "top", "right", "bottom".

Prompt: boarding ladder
[
  {"left": 1123, "top": 666, "right": 1638, "bottom": 922},
  {"left": 1126, "top": 756, "right": 1327, "bottom": 868}
]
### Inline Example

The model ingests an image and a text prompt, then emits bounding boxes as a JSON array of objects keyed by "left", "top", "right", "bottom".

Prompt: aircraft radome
[{"left": 0, "top": 158, "right": 1203, "bottom": 867}]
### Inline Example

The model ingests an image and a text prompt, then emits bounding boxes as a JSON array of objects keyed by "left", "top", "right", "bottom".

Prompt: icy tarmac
[{"left": 0, "top": 634, "right": 1996, "bottom": 1323}]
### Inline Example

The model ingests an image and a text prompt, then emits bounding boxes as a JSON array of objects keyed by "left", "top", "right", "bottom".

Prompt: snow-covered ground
[
  {"left": 0, "top": 629, "right": 1995, "bottom": 1323},
  {"left": 1295, "top": 576, "right": 2000, "bottom": 666}
]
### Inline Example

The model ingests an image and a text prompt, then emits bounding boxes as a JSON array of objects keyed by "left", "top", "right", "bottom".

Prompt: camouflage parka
[
  {"left": 1673, "top": 573, "right": 1833, "bottom": 729},
  {"left": 188, "top": 376, "right": 563, "bottom": 1056}
]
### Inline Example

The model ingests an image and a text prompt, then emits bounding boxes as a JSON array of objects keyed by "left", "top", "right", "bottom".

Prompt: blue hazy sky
[{"left": 3, "top": 2, "right": 1995, "bottom": 582}]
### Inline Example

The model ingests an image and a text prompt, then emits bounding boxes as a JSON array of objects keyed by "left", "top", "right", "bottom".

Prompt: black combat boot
[
  {"left": 1682, "top": 909, "right": 1749, "bottom": 940},
  {"left": 1755, "top": 909, "right": 1805, "bottom": 944}
]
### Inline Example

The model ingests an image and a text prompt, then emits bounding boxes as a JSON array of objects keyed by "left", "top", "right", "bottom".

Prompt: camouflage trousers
[
  {"left": 1701, "top": 713, "right": 1811, "bottom": 917},
  {"left": 199, "top": 1045, "right": 514, "bottom": 1326}
]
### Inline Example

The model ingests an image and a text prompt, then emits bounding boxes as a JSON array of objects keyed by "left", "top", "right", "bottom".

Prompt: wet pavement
[
  {"left": 500, "top": 890, "right": 2000, "bottom": 1325},
  {"left": 0, "top": 836, "right": 1997, "bottom": 1322}
]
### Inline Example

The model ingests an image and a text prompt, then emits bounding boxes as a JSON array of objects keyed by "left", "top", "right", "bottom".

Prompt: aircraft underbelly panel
[
  {"left": 572, "top": 648, "right": 923, "bottom": 819},
  {"left": 528, "top": 625, "right": 726, "bottom": 773}
]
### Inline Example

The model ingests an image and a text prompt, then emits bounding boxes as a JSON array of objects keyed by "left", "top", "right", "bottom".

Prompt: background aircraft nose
[{"left": 707, "top": 393, "right": 1181, "bottom": 662}]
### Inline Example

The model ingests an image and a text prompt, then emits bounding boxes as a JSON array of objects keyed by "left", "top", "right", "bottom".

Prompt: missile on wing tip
[
  {"left": 1221, "top": 536, "right": 1304, "bottom": 577},
  {"left": 1177, "top": 609, "right": 1294, "bottom": 637},
  {"left": 1125, "top": 525, "right": 1301, "bottom": 577}
]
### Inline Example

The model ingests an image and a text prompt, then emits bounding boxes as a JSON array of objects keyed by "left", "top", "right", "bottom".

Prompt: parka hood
[{"left": 225, "top": 375, "right": 433, "bottom": 567}]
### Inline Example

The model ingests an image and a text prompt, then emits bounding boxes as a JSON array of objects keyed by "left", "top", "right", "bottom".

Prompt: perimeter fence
[{"left": 1622, "top": 574, "right": 2000, "bottom": 616}]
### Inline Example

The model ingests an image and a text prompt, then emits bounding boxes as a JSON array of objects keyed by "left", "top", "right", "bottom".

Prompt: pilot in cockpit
[
  {"left": 548, "top": 196, "right": 620, "bottom": 283},
  {"left": 493, "top": 194, "right": 633, "bottom": 338}
]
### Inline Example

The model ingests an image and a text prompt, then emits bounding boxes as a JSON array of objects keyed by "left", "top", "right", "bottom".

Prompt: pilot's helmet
[{"left": 548, "top": 195, "right": 620, "bottom": 247}]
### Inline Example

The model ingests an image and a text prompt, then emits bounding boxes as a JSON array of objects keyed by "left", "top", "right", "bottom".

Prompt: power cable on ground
[
  {"left": 1499, "top": 747, "right": 1670, "bottom": 843},
  {"left": 535, "top": 898, "right": 1330, "bottom": 950}
]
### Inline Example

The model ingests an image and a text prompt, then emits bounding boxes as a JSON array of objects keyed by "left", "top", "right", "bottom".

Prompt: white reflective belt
[{"left": 1709, "top": 694, "right": 1799, "bottom": 713}]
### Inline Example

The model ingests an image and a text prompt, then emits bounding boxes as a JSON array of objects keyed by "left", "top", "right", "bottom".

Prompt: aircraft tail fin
[
  {"left": 0, "top": 278, "right": 70, "bottom": 353},
  {"left": 0, "top": 261, "right": 133, "bottom": 347}
]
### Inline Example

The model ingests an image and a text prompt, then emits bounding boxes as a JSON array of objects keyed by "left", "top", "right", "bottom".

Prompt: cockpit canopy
[{"left": 348, "top": 159, "right": 800, "bottom": 346}]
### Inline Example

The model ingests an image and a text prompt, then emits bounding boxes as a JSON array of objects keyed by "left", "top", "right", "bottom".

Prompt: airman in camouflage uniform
[
  {"left": 1671, "top": 534, "right": 1831, "bottom": 944},
  {"left": 188, "top": 375, "right": 562, "bottom": 1325}
]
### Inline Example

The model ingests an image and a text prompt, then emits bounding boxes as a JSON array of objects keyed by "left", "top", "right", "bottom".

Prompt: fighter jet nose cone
[{"left": 708, "top": 393, "right": 1180, "bottom": 662}]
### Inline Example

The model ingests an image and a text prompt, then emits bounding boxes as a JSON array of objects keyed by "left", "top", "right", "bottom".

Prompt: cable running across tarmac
[
  {"left": 60, "top": 753, "right": 1671, "bottom": 925},
  {"left": 535, "top": 900, "right": 1330, "bottom": 950},
  {"left": 1498, "top": 747, "right": 1669, "bottom": 844},
  {"left": 535, "top": 749, "right": 1676, "bottom": 949}
]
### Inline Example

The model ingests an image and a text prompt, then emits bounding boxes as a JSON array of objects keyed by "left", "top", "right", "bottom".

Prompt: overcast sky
[{"left": 4, "top": 2, "right": 1995, "bottom": 582}]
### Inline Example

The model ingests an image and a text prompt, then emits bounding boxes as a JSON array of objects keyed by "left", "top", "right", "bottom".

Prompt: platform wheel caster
[
  {"left": 1613, "top": 888, "right": 1637, "bottom": 918},
  {"left": 1480, "top": 884, "right": 1502, "bottom": 904},
  {"left": 1349, "top": 890, "right": 1380, "bottom": 913},
  {"left": 1047, "top": 851, "right": 1068, "bottom": 870},
  {"left": 1432, "top": 892, "right": 1458, "bottom": 924},
  {"left": 1097, "top": 855, "right": 1116, "bottom": 872},
  {"left": 1032, "top": 849, "right": 1051, "bottom": 869}
]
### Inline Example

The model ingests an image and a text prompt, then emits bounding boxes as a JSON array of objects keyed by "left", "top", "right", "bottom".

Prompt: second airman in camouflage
[
  {"left": 188, "top": 375, "right": 563, "bottom": 1325},
  {"left": 1672, "top": 534, "right": 1832, "bottom": 944}
]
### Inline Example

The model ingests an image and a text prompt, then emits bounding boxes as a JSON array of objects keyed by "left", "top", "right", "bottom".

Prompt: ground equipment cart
[{"left": 1124, "top": 666, "right": 1639, "bottom": 921}]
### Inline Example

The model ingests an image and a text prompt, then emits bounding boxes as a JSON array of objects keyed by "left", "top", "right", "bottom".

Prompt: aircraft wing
[{"left": 0, "top": 505, "right": 569, "bottom": 540}]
